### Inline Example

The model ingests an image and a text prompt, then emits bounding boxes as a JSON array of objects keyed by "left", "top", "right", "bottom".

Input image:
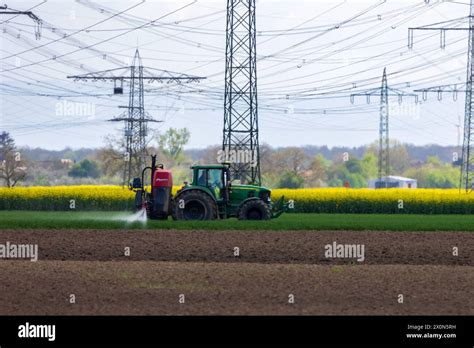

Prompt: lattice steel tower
[
  {"left": 114, "top": 50, "right": 149, "bottom": 185},
  {"left": 223, "top": 0, "right": 261, "bottom": 185},
  {"left": 351, "top": 68, "right": 417, "bottom": 188},
  {"left": 379, "top": 68, "right": 390, "bottom": 185},
  {"left": 463, "top": 3, "right": 474, "bottom": 192},
  {"left": 69, "top": 49, "right": 204, "bottom": 185},
  {"left": 0, "top": 4, "right": 42, "bottom": 39},
  {"left": 409, "top": 0, "right": 474, "bottom": 192}
]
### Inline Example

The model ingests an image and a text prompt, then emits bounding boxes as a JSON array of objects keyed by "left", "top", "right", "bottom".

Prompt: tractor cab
[{"left": 190, "top": 164, "right": 231, "bottom": 203}]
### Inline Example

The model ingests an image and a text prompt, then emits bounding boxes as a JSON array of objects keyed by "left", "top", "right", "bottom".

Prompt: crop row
[{"left": 0, "top": 186, "right": 473, "bottom": 214}]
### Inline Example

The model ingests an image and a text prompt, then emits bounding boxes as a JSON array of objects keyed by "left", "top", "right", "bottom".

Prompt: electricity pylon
[
  {"left": 0, "top": 4, "right": 42, "bottom": 39},
  {"left": 351, "top": 68, "right": 418, "bottom": 188},
  {"left": 69, "top": 49, "right": 205, "bottom": 185},
  {"left": 223, "top": 0, "right": 261, "bottom": 185},
  {"left": 409, "top": 0, "right": 474, "bottom": 192}
]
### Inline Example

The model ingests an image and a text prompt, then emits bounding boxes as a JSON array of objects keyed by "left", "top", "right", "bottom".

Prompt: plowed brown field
[{"left": 0, "top": 230, "right": 472, "bottom": 315}]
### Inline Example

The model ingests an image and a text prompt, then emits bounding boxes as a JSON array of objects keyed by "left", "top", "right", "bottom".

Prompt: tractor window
[
  {"left": 207, "top": 169, "right": 224, "bottom": 200},
  {"left": 208, "top": 169, "right": 224, "bottom": 189},
  {"left": 197, "top": 169, "right": 207, "bottom": 186}
]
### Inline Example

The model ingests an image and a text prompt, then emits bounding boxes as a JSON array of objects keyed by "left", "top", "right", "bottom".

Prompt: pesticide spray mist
[
  {"left": 124, "top": 208, "right": 147, "bottom": 223},
  {"left": 91, "top": 209, "right": 148, "bottom": 224}
]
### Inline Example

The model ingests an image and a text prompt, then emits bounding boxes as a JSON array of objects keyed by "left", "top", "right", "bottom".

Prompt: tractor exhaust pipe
[{"left": 151, "top": 155, "right": 157, "bottom": 190}]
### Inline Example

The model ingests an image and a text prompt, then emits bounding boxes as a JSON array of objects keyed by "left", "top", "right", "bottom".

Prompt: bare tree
[
  {"left": 306, "top": 154, "right": 329, "bottom": 187},
  {"left": 0, "top": 132, "right": 27, "bottom": 187},
  {"left": 273, "top": 147, "right": 309, "bottom": 176},
  {"left": 201, "top": 145, "right": 221, "bottom": 165},
  {"left": 95, "top": 135, "right": 126, "bottom": 178}
]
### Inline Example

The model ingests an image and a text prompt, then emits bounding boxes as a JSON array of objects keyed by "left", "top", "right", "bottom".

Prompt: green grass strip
[{"left": 0, "top": 211, "right": 473, "bottom": 231}]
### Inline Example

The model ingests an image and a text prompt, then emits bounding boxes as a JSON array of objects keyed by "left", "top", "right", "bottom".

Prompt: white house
[{"left": 368, "top": 176, "right": 418, "bottom": 189}]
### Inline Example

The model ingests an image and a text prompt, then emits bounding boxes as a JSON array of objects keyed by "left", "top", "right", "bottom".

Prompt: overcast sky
[{"left": 0, "top": 0, "right": 470, "bottom": 150}]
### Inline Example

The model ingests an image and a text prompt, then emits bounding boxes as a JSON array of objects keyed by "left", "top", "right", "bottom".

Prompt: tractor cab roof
[{"left": 191, "top": 164, "right": 230, "bottom": 170}]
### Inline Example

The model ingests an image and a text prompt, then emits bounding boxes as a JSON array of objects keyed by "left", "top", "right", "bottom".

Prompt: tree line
[{"left": 0, "top": 130, "right": 461, "bottom": 188}]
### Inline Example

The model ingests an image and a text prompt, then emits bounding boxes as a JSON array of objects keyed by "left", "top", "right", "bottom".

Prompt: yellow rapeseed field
[
  {"left": 273, "top": 188, "right": 474, "bottom": 214},
  {"left": 0, "top": 186, "right": 134, "bottom": 211},
  {"left": 0, "top": 186, "right": 472, "bottom": 214}
]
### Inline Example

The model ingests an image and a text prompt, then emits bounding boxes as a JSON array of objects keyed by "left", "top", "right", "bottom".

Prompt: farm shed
[{"left": 368, "top": 176, "right": 418, "bottom": 189}]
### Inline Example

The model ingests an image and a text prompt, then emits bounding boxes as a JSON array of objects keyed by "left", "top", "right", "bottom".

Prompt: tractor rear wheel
[
  {"left": 238, "top": 199, "right": 272, "bottom": 221},
  {"left": 174, "top": 191, "right": 217, "bottom": 221}
]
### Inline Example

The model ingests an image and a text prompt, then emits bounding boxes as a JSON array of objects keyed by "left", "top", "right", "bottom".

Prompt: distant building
[
  {"left": 60, "top": 159, "right": 74, "bottom": 168},
  {"left": 368, "top": 176, "right": 418, "bottom": 189}
]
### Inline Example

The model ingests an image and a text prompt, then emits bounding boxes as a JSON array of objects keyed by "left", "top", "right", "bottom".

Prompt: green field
[{"left": 0, "top": 211, "right": 473, "bottom": 231}]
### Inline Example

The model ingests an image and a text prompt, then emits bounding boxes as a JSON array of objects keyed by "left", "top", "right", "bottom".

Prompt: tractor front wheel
[
  {"left": 173, "top": 191, "right": 217, "bottom": 221},
  {"left": 238, "top": 200, "right": 271, "bottom": 221}
]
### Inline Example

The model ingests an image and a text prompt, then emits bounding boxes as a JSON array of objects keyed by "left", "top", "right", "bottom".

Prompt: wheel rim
[
  {"left": 183, "top": 200, "right": 206, "bottom": 220},
  {"left": 247, "top": 208, "right": 263, "bottom": 220}
]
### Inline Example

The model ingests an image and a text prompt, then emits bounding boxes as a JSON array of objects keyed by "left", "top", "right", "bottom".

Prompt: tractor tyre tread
[
  {"left": 237, "top": 199, "right": 272, "bottom": 221},
  {"left": 173, "top": 190, "right": 217, "bottom": 221}
]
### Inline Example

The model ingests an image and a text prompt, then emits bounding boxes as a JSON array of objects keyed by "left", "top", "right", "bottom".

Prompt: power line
[
  {"left": 68, "top": 49, "right": 205, "bottom": 185},
  {"left": 351, "top": 68, "right": 418, "bottom": 185},
  {"left": 410, "top": 0, "right": 474, "bottom": 192},
  {"left": 0, "top": 3, "right": 42, "bottom": 39},
  {"left": 0, "top": 1, "right": 198, "bottom": 73}
]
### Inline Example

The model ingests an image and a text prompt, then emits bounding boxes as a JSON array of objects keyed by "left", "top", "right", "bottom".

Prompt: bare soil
[{"left": 0, "top": 229, "right": 472, "bottom": 315}]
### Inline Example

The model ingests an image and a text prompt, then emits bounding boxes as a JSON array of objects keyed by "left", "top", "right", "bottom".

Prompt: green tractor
[{"left": 130, "top": 155, "right": 290, "bottom": 221}]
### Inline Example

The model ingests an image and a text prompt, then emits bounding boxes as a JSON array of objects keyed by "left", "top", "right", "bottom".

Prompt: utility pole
[
  {"left": 379, "top": 68, "right": 390, "bottom": 187},
  {"left": 351, "top": 68, "right": 418, "bottom": 188},
  {"left": 409, "top": 0, "right": 474, "bottom": 192},
  {"left": 223, "top": 0, "right": 261, "bottom": 185},
  {"left": 0, "top": 4, "right": 42, "bottom": 39},
  {"left": 112, "top": 50, "right": 152, "bottom": 186},
  {"left": 69, "top": 49, "right": 205, "bottom": 185}
]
